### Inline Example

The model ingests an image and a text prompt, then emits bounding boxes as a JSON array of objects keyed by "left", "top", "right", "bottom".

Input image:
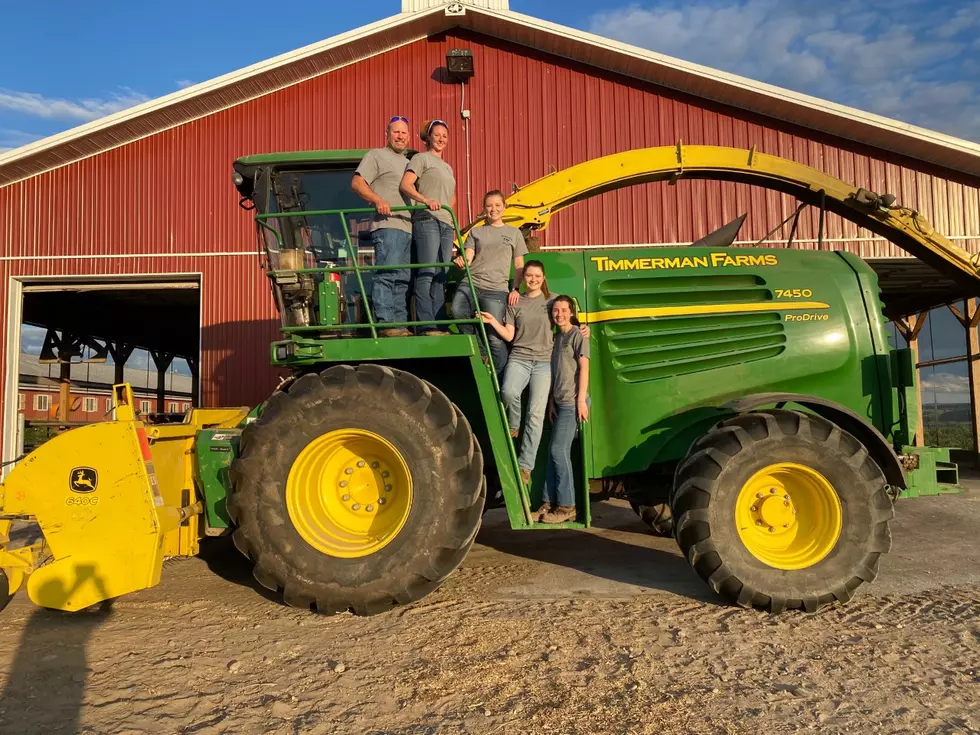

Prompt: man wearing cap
[{"left": 351, "top": 116, "right": 414, "bottom": 337}]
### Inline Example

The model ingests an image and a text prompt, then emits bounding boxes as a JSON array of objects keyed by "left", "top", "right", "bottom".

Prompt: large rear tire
[
  {"left": 228, "top": 364, "right": 485, "bottom": 615},
  {"left": 672, "top": 409, "right": 893, "bottom": 613}
]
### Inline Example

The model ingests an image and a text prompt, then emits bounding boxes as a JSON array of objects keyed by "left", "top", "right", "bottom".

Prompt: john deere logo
[{"left": 69, "top": 467, "right": 98, "bottom": 494}]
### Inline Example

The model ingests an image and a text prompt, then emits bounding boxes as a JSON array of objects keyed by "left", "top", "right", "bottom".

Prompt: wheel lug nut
[
  {"left": 769, "top": 488, "right": 777, "bottom": 494},
  {"left": 755, "top": 520, "right": 764, "bottom": 526},
  {"left": 378, "top": 497, "right": 386, "bottom": 505},
  {"left": 340, "top": 481, "right": 348, "bottom": 488},
  {"left": 783, "top": 523, "right": 789, "bottom": 528},
  {"left": 345, "top": 468, "right": 354, "bottom": 475},
  {"left": 756, "top": 493, "right": 763, "bottom": 499},
  {"left": 384, "top": 484, "right": 392, "bottom": 492},
  {"left": 366, "top": 505, "right": 374, "bottom": 512},
  {"left": 352, "top": 503, "right": 361, "bottom": 511},
  {"left": 382, "top": 471, "right": 390, "bottom": 478},
  {"left": 750, "top": 506, "right": 758, "bottom": 512},
  {"left": 783, "top": 495, "right": 789, "bottom": 500},
  {"left": 371, "top": 462, "right": 379, "bottom": 469},
  {"left": 783, "top": 501, "right": 790, "bottom": 507},
  {"left": 357, "top": 461, "right": 365, "bottom": 468},
  {"left": 768, "top": 526, "right": 775, "bottom": 532},
  {"left": 342, "top": 494, "right": 351, "bottom": 501},
  {"left": 792, "top": 509, "right": 797, "bottom": 515}
]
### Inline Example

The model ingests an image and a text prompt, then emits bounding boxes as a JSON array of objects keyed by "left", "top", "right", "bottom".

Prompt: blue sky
[{"left": 1, "top": 0, "right": 977, "bottom": 153}]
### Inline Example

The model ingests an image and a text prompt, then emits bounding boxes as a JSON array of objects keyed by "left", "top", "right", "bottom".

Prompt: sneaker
[
  {"left": 519, "top": 467, "right": 532, "bottom": 485},
  {"left": 541, "top": 505, "right": 576, "bottom": 524},
  {"left": 533, "top": 502, "right": 552, "bottom": 522},
  {"left": 380, "top": 327, "right": 413, "bottom": 337}
]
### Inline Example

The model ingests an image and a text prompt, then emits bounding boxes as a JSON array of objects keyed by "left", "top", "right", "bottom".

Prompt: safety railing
[{"left": 255, "top": 205, "right": 533, "bottom": 519}]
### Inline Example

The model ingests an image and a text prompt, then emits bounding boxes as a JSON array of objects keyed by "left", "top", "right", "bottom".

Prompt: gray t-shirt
[
  {"left": 551, "top": 327, "right": 590, "bottom": 406},
  {"left": 407, "top": 152, "right": 456, "bottom": 227},
  {"left": 355, "top": 147, "right": 412, "bottom": 233},
  {"left": 466, "top": 225, "right": 528, "bottom": 292},
  {"left": 506, "top": 294, "right": 554, "bottom": 362}
]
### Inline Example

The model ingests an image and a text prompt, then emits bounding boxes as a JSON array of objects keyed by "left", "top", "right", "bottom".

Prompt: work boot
[
  {"left": 541, "top": 505, "right": 576, "bottom": 524},
  {"left": 519, "top": 467, "right": 532, "bottom": 485},
  {"left": 381, "top": 327, "right": 413, "bottom": 337},
  {"left": 533, "top": 502, "right": 552, "bottom": 522}
]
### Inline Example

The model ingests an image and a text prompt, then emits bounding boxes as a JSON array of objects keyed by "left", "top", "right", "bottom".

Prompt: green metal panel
[
  {"left": 577, "top": 246, "right": 890, "bottom": 478},
  {"left": 900, "top": 446, "right": 962, "bottom": 497},
  {"left": 194, "top": 429, "right": 241, "bottom": 530},
  {"left": 235, "top": 150, "right": 368, "bottom": 166}
]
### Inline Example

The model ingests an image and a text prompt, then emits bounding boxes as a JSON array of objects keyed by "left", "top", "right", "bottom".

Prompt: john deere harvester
[{"left": 0, "top": 144, "right": 974, "bottom": 616}]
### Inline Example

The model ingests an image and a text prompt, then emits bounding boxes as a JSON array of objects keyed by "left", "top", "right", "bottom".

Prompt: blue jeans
[
  {"left": 452, "top": 286, "right": 509, "bottom": 375},
  {"left": 371, "top": 228, "right": 412, "bottom": 324},
  {"left": 501, "top": 358, "right": 551, "bottom": 471},
  {"left": 412, "top": 214, "right": 454, "bottom": 333},
  {"left": 545, "top": 404, "right": 578, "bottom": 508}
]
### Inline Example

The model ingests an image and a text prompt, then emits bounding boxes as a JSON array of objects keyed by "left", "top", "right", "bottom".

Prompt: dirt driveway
[{"left": 0, "top": 491, "right": 977, "bottom": 735}]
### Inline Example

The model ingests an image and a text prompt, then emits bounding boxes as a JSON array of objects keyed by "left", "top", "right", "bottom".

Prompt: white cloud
[
  {"left": 0, "top": 87, "right": 149, "bottom": 122},
  {"left": 0, "top": 127, "right": 40, "bottom": 153},
  {"left": 588, "top": 0, "right": 980, "bottom": 142},
  {"left": 176, "top": 80, "right": 195, "bottom": 89},
  {"left": 921, "top": 371, "right": 968, "bottom": 395}
]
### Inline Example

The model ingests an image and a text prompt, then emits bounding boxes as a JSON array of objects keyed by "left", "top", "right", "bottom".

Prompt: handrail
[{"left": 254, "top": 204, "right": 532, "bottom": 521}]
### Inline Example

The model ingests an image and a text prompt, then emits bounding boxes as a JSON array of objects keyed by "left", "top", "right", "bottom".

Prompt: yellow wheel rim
[
  {"left": 286, "top": 429, "right": 413, "bottom": 559},
  {"left": 734, "top": 462, "right": 842, "bottom": 570}
]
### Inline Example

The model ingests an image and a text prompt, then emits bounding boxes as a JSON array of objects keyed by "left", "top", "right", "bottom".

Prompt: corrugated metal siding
[{"left": 1, "top": 29, "right": 978, "bottom": 449}]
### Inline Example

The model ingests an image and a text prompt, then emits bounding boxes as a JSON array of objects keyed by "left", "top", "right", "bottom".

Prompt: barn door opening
[{"left": 6, "top": 276, "right": 201, "bottom": 460}]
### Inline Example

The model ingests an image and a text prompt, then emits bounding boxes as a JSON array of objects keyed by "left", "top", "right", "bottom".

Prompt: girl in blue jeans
[
  {"left": 400, "top": 120, "right": 456, "bottom": 335},
  {"left": 540, "top": 295, "right": 590, "bottom": 524},
  {"left": 481, "top": 265, "right": 589, "bottom": 492}
]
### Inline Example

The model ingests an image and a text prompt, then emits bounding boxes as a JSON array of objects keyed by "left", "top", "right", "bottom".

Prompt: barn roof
[{"left": 1, "top": 2, "right": 979, "bottom": 187}]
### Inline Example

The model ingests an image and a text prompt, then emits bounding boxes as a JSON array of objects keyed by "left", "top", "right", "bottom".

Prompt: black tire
[
  {"left": 0, "top": 569, "right": 12, "bottom": 614},
  {"left": 227, "top": 364, "right": 485, "bottom": 616},
  {"left": 629, "top": 502, "right": 674, "bottom": 537},
  {"left": 672, "top": 409, "right": 893, "bottom": 614}
]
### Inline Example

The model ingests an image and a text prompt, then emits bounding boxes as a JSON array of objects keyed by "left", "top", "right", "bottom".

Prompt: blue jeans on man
[
  {"left": 412, "top": 214, "right": 454, "bottom": 333},
  {"left": 451, "top": 286, "right": 509, "bottom": 375},
  {"left": 371, "top": 228, "right": 412, "bottom": 323},
  {"left": 545, "top": 403, "right": 578, "bottom": 508},
  {"left": 501, "top": 358, "right": 551, "bottom": 472}
]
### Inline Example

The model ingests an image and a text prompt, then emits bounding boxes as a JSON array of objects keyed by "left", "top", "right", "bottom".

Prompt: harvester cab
[{"left": 0, "top": 144, "right": 976, "bottom": 617}]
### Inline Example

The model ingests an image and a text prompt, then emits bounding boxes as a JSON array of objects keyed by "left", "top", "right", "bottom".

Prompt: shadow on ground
[
  {"left": 0, "top": 579, "right": 113, "bottom": 735},
  {"left": 474, "top": 500, "right": 724, "bottom": 606},
  {"left": 197, "top": 535, "right": 282, "bottom": 605}
]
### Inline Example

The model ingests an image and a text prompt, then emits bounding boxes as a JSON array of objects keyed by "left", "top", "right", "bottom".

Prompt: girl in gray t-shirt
[
  {"left": 481, "top": 261, "right": 589, "bottom": 505},
  {"left": 400, "top": 120, "right": 457, "bottom": 334}
]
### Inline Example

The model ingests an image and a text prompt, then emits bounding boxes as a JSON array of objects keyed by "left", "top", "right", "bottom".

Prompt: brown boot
[
  {"left": 510, "top": 428, "right": 520, "bottom": 439},
  {"left": 533, "top": 502, "right": 552, "bottom": 522},
  {"left": 381, "top": 327, "right": 413, "bottom": 337},
  {"left": 541, "top": 505, "right": 576, "bottom": 524},
  {"left": 519, "top": 467, "right": 532, "bottom": 486}
]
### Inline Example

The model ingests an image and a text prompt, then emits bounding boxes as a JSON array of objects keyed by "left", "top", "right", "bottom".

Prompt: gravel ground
[{"left": 0, "top": 491, "right": 977, "bottom": 735}]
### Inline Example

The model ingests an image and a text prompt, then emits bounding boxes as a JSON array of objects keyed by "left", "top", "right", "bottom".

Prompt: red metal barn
[{"left": 1, "top": 0, "right": 979, "bottom": 463}]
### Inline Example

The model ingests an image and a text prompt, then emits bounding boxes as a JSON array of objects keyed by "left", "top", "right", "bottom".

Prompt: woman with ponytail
[{"left": 400, "top": 119, "right": 456, "bottom": 335}]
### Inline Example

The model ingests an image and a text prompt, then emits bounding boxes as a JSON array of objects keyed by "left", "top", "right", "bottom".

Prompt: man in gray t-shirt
[{"left": 351, "top": 117, "right": 413, "bottom": 336}]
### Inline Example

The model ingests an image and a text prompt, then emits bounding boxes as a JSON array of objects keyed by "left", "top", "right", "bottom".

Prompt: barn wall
[{"left": 1, "top": 29, "right": 978, "bottom": 438}]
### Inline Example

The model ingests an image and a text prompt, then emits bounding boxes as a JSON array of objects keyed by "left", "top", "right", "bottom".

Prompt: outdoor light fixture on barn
[{"left": 446, "top": 49, "right": 474, "bottom": 81}]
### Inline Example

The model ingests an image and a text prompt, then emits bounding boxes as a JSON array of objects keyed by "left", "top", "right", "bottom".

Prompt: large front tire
[
  {"left": 228, "top": 364, "right": 485, "bottom": 615},
  {"left": 672, "top": 409, "right": 893, "bottom": 613}
]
